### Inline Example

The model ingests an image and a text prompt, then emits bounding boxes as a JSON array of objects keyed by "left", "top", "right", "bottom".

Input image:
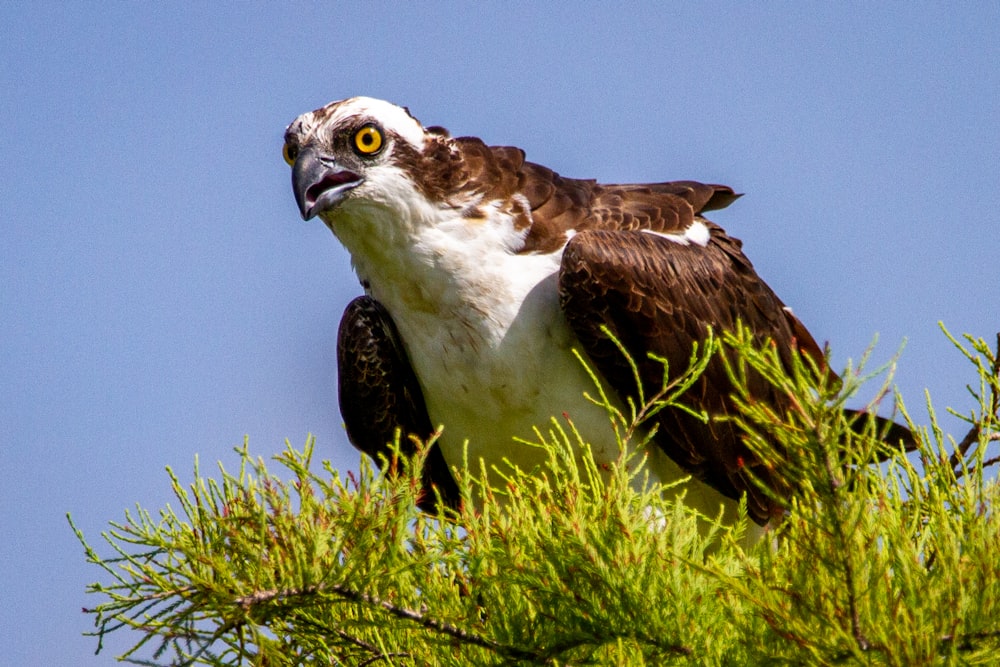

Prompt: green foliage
[{"left": 71, "top": 327, "right": 1000, "bottom": 665}]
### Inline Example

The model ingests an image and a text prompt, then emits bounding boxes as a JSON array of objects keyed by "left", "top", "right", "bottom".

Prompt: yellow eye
[
  {"left": 282, "top": 141, "right": 298, "bottom": 166},
  {"left": 353, "top": 124, "right": 383, "bottom": 155}
]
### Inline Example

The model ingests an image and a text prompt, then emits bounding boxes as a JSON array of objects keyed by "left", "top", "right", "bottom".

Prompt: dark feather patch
[
  {"left": 558, "top": 230, "right": 803, "bottom": 524},
  {"left": 338, "top": 296, "right": 460, "bottom": 511}
]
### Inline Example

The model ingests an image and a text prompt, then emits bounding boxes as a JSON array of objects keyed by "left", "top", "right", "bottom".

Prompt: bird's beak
[{"left": 291, "top": 148, "right": 363, "bottom": 221}]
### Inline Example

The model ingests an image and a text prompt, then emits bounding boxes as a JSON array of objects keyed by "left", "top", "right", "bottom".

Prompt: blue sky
[{"left": 2, "top": 3, "right": 998, "bottom": 663}]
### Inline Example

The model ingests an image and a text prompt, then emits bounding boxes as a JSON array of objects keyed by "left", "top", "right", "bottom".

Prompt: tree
[{"left": 71, "top": 326, "right": 1000, "bottom": 665}]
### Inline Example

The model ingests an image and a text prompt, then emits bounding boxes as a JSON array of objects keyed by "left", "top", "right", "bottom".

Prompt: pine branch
[{"left": 72, "top": 326, "right": 1000, "bottom": 665}]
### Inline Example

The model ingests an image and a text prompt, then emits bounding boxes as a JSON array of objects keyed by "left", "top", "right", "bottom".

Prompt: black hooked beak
[{"left": 291, "top": 148, "right": 363, "bottom": 220}]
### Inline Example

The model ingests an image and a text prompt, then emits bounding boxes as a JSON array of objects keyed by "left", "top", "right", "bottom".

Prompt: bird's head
[{"left": 283, "top": 97, "right": 443, "bottom": 222}]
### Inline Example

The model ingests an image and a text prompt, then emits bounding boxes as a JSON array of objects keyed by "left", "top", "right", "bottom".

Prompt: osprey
[{"left": 283, "top": 97, "right": 898, "bottom": 531}]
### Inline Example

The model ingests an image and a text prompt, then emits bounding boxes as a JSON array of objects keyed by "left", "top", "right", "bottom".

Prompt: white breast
[{"left": 384, "top": 218, "right": 613, "bottom": 471}]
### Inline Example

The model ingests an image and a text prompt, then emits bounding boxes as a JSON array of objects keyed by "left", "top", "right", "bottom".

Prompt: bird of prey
[{"left": 283, "top": 97, "right": 898, "bottom": 532}]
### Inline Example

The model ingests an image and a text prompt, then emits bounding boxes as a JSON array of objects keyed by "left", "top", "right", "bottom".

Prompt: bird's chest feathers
[
  {"left": 384, "top": 226, "right": 571, "bottom": 413},
  {"left": 336, "top": 201, "right": 602, "bottom": 450},
  {"left": 399, "top": 255, "right": 594, "bottom": 459}
]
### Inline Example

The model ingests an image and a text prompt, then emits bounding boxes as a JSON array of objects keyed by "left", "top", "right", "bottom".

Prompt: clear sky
[{"left": 2, "top": 3, "right": 998, "bottom": 663}]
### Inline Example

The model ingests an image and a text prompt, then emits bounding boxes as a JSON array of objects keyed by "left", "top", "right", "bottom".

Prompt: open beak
[{"left": 291, "top": 148, "right": 363, "bottom": 220}]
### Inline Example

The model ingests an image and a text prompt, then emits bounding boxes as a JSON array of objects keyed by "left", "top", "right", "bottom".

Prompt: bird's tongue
[{"left": 306, "top": 171, "right": 360, "bottom": 208}]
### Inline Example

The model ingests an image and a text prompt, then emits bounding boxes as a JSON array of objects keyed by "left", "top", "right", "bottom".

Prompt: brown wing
[
  {"left": 513, "top": 156, "right": 741, "bottom": 253},
  {"left": 405, "top": 136, "right": 740, "bottom": 254},
  {"left": 337, "top": 296, "right": 459, "bottom": 511},
  {"left": 558, "top": 228, "right": 813, "bottom": 524}
]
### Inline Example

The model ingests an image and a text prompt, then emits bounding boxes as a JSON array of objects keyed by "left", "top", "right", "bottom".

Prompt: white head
[
  {"left": 283, "top": 97, "right": 433, "bottom": 220},
  {"left": 283, "top": 97, "right": 538, "bottom": 310}
]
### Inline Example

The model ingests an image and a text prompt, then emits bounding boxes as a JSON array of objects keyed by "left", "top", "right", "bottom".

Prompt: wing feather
[
  {"left": 337, "top": 296, "right": 459, "bottom": 511},
  {"left": 558, "top": 229, "right": 807, "bottom": 524}
]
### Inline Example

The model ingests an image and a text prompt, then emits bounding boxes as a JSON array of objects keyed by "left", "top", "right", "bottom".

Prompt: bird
[{"left": 282, "top": 96, "right": 905, "bottom": 534}]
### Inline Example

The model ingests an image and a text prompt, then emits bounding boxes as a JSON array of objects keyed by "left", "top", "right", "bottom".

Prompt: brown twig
[
  {"left": 341, "top": 629, "right": 410, "bottom": 666},
  {"left": 236, "top": 583, "right": 539, "bottom": 662},
  {"left": 948, "top": 426, "right": 982, "bottom": 477}
]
